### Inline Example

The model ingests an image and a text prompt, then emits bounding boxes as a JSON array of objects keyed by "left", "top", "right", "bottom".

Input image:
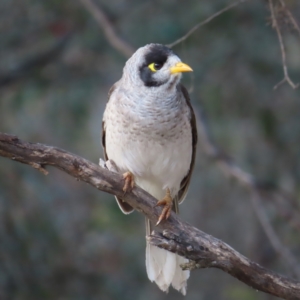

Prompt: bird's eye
[{"left": 148, "top": 62, "right": 163, "bottom": 72}]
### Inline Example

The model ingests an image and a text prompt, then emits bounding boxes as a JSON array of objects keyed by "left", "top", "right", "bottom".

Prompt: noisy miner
[{"left": 102, "top": 43, "right": 197, "bottom": 295}]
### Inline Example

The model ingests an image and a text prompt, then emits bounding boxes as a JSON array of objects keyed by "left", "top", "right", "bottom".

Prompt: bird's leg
[
  {"left": 155, "top": 188, "right": 173, "bottom": 225},
  {"left": 122, "top": 171, "right": 135, "bottom": 194},
  {"left": 104, "top": 160, "right": 134, "bottom": 195}
]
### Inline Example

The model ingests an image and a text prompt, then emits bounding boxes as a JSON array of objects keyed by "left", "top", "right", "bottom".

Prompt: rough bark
[{"left": 0, "top": 132, "right": 299, "bottom": 299}]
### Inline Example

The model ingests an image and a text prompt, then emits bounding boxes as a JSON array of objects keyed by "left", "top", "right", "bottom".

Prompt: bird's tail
[{"left": 145, "top": 209, "right": 190, "bottom": 294}]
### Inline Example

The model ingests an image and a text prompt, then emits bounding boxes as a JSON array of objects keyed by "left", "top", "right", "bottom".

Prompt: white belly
[{"left": 105, "top": 121, "right": 192, "bottom": 200}]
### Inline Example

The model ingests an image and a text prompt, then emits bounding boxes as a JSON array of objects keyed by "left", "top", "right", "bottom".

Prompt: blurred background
[{"left": 0, "top": 0, "right": 300, "bottom": 299}]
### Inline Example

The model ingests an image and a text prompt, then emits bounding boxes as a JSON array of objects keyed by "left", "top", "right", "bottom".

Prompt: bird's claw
[
  {"left": 155, "top": 188, "right": 173, "bottom": 225},
  {"left": 122, "top": 171, "right": 135, "bottom": 194}
]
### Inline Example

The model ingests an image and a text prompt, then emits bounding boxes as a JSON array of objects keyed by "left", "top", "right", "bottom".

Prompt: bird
[{"left": 102, "top": 43, "right": 197, "bottom": 295}]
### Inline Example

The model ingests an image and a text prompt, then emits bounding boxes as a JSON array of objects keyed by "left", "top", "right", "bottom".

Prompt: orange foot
[
  {"left": 122, "top": 171, "right": 135, "bottom": 194},
  {"left": 155, "top": 188, "right": 173, "bottom": 225}
]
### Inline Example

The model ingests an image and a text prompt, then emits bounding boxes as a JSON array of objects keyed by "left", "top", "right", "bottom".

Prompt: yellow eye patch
[
  {"left": 148, "top": 62, "right": 163, "bottom": 72},
  {"left": 148, "top": 63, "right": 157, "bottom": 72}
]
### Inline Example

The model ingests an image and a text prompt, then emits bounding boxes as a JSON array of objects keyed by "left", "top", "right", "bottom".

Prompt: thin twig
[
  {"left": 279, "top": 0, "right": 300, "bottom": 37},
  {"left": 79, "top": 0, "right": 134, "bottom": 58},
  {"left": 167, "top": 0, "right": 248, "bottom": 48},
  {"left": 269, "top": 0, "right": 299, "bottom": 90},
  {"left": 251, "top": 191, "right": 300, "bottom": 278}
]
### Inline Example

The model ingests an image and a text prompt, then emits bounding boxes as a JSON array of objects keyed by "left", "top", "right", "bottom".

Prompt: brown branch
[
  {"left": 149, "top": 231, "right": 300, "bottom": 299},
  {"left": 0, "top": 132, "right": 300, "bottom": 299},
  {"left": 79, "top": 0, "right": 134, "bottom": 58},
  {"left": 167, "top": 0, "right": 249, "bottom": 48},
  {"left": 269, "top": 0, "right": 299, "bottom": 90}
]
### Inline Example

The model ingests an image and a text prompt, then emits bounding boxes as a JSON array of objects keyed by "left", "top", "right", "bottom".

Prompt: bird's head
[{"left": 123, "top": 44, "right": 193, "bottom": 89}]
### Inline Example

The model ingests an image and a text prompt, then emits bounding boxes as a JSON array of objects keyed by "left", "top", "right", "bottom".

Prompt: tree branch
[
  {"left": 79, "top": 0, "right": 134, "bottom": 58},
  {"left": 0, "top": 132, "right": 300, "bottom": 299},
  {"left": 269, "top": 0, "right": 299, "bottom": 90},
  {"left": 167, "top": 0, "right": 249, "bottom": 48}
]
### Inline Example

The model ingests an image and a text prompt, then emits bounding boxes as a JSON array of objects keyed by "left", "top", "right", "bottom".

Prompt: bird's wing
[
  {"left": 101, "top": 82, "right": 119, "bottom": 160},
  {"left": 177, "top": 84, "right": 198, "bottom": 204},
  {"left": 102, "top": 82, "right": 134, "bottom": 214}
]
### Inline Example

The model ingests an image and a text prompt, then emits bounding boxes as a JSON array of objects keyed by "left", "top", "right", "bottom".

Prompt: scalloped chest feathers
[{"left": 103, "top": 88, "right": 193, "bottom": 198}]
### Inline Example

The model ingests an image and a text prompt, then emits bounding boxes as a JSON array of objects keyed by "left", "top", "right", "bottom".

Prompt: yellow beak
[{"left": 170, "top": 62, "right": 193, "bottom": 74}]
